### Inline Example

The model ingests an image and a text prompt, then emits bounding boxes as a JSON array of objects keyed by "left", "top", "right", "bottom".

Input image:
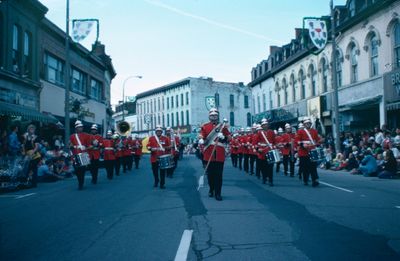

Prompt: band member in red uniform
[
  {"left": 103, "top": 130, "right": 116, "bottom": 180},
  {"left": 114, "top": 134, "right": 123, "bottom": 176},
  {"left": 280, "top": 123, "right": 296, "bottom": 177},
  {"left": 131, "top": 134, "right": 143, "bottom": 169},
  {"left": 88, "top": 124, "right": 103, "bottom": 184},
  {"left": 295, "top": 117, "right": 320, "bottom": 187},
  {"left": 122, "top": 135, "right": 131, "bottom": 173},
  {"left": 147, "top": 125, "right": 171, "bottom": 189},
  {"left": 237, "top": 128, "right": 244, "bottom": 170},
  {"left": 198, "top": 108, "right": 231, "bottom": 201},
  {"left": 253, "top": 119, "right": 276, "bottom": 186},
  {"left": 230, "top": 133, "right": 239, "bottom": 168},
  {"left": 254, "top": 124, "right": 262, "bottom": 179},
  {"left": 166, "top": 127, "right": 180, "bottom": 178},
  {"left": 243, "top": 127, "right": 251, "bottom": 173},
  {"left": 125, "top": 135, "right": 135, "bottom": 171},
  {"left": 275, "top": 128, "right": 284, "bottom": 173},
  {"left": 70, "top": 120, "right": 91, "bottom": 190},
  {"left": 249, "top": 124, "right": 258, "bottom": 175}
]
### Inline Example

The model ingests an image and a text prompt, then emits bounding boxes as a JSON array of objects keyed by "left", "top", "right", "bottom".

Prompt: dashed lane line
[
  {"left": 319, "top": 181, "right": 354, "bottom": 193},
  {"left": 174, "top": 229, "right": 193, "bottom": 261}
]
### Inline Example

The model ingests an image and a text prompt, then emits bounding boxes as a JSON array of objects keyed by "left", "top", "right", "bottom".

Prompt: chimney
[
  {"left": 92, "top": 41, "right": 105, "bottom": 56},
  {"left": 295, "top": 28, "right": 303, "bottom": 39},
  {"left": 269, "top": 45, "right": 280, "bottom": 54}
]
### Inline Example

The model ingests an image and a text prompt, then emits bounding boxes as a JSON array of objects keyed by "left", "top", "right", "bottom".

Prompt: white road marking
[
  {"left": 197, "top": 175, "right": 204, "bottom": 191},
  {"left": 15, "top": 193, "right": 36, "bottom": 199},
  {"left": 319, "top": 181, "right": 354, "bottom": 193},
  {"left": 174, "top": 230, "right": 193, "bottom": 261},
  {"left": 395, "top": 206, "right": 400, "bottom": 209}
]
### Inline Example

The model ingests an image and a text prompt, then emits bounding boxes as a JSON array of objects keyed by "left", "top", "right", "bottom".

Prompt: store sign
[
  {"left": 307, "top": 97, "right": 321, "bottom": 119},
  {"left": 384, "top": 69, "right": 400, "bottom": 102}
]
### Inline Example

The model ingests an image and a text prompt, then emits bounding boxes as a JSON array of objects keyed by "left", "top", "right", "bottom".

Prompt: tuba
[{"left": 117, "top": 121, "right": 131, "bottom": 137}]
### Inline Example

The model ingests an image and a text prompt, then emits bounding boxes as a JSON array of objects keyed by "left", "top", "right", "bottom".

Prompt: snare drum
[
  {"left": 74, "top": 152, "right": 91, "bottom": 167},
  {"left": 158, "top": 154, "right": 175, "bottom": 169},
  {"left": 266, "top": 149, "right": 282, "bottom": 164},
  {"left": 309, "top": 148, "right": 325, "bottom": 162}
]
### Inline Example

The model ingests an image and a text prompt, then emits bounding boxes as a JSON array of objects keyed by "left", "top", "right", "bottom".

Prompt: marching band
[{"left": 65, "top": 111, "right": 323, "bottom": 194}]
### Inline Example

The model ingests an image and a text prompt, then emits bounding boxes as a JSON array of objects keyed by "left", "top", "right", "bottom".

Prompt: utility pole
[
  {"left": 64, "top": 0, "right": 71, "bottom": 147},
  {"left": 330, "top": 0, "right": 341, "bottom": 154}
]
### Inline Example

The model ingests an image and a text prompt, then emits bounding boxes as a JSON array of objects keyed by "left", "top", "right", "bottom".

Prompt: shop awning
[
  {"left": 387, "top": 101, "right": 400, "bottom": 111},
  {"left": 339, "top": 95, "right": 381, "bottom": 112},
  {"left": 0, "top": 102, "right": 59, "bottom": 123}
]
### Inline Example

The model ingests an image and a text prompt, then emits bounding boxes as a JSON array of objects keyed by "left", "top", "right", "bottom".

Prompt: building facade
[
  {"left": 249, "top": 0, "right": 400, "bottom": 132},
  {"left": 135, "top": 77, "right": 252, "bottom": 140}
]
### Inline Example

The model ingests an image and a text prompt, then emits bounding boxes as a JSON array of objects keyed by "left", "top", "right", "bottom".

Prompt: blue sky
[{"left": 40, "top": 0, "right": 347, "bottom": 106}]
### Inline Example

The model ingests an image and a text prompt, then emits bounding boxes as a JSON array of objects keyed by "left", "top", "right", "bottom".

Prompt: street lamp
[{"left": 122, "top": 75, "right": 142, "bottom": 120}]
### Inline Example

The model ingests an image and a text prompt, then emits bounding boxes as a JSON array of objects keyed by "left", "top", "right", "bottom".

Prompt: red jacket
[
  {"left": 279, "top": 133, "right": 295, "bottom": 156},
  {"left": 115, "top": 138, "right": 124, "bottom": 158},
  {"left": 230, "top": 137, "right": 239, "bottom": 154},
  {"left": 168, "top": 136, "right": 180, "bottom": 156},
  {"left": 147, "top": 135, "right": 171, "bottom": 163},
  {"left": 70, "top": 133, "right": 91, "bottom": 155},
  {"left": 103, "top": 138, "right": 116, "bottom": 161},
  {"left": 295, "top": 128, "right": 320, "bottom": 157},
  {"left": 252, "top": 130, "right": 275, "bottom": 160},
  {"left": 131, "top": 139, "right": 143, "bottom": 156},
  {"left": 88, "top": 134, "right": 103, "bottom": 160},
  {"left": 200, "top": 122, "right": 231, "bottom": 162}
]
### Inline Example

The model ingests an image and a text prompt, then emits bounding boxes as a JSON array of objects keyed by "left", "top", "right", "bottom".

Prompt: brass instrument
[{"left": 117, "top": 121, "right": 131, "bottom": 137}]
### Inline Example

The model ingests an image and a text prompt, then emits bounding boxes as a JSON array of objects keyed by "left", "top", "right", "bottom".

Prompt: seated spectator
[
  {"left": 37, "top": 160, "right": 63, "bottom": 182},
  {"left": 345, "top": 153, "right": 359, "bottom": 172},
  {"left": 376, "top": 153, "right": 385, "bottom": 172},
  {"left": 332, "top": 153, "right": 347, "bottom": 171},
  {"left": 322, "top": 145, "right": 333, "bottom": 169},
  {"left": 378, "top": 150, "right": 398, "bottom": 179},
  {"left": 358, "top": 150, "right": 378, "bottom": 177},
  {"left": 53, "top": 158, "right": 73, "bottom": 178}
]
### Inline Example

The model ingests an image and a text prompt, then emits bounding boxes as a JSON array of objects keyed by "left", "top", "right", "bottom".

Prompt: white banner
[
  {"left": 72, "top": 20, "right": 94, "bottom": 42},
  {"left": 306, "top": 19, "right": 328, "bottom": 50}
]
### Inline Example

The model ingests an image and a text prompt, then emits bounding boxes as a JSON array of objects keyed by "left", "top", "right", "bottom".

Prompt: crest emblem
[
  {"left": 205, "top": 96, "right": 216, "bottom": 110},
  {"left": 307, "top": 19, "right": 327, "bottom": 50}
]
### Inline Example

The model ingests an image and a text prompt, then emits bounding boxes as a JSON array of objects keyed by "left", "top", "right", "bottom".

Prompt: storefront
[{"left": 384, "top": 69, "right": 400, "bottom": 129}]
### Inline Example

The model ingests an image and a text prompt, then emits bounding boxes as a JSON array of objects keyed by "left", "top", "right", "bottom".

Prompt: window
[
  {"left": 181, "top": 93, "right": 184, "bottom": 106},
  {"left": 171, "top": 96, "right": 174, "bottom": 108},
  {"left": 310, "top": 65, "right": 316, "bottom": 96},
  {"left": 257, "top": 95, "right": 260, "bottom": 112},
  {"left": 282, "top": 79, "right": 288, "bottom": 105},
  {"left": 284, "top": 87, "right": 288, "bottom": 105},
  {"left": 90, "top": 79, "right": 102, "bottom": 100},
  {"left": 370, "top": 34, "right": 379, "bottom": 76},
  {"left": 262, "top": 94, "right": 266, "bottom": 111},
  {"left": 150, "top": 100, "right": 153, "bottom": 113},
  {"left": 167, "top": 114, "right": 170, "bottom": 126},
  {"left": 186, "top": 110, "right": 189, "bottom": 125},
  {"left": 176, "top": 112, "right": 179, "bottom": 126},
  {"left": 291, "top": 74, "right": 296, "bottom": 102},
  {"left": 350, "top": 44, "right": 358, "bottom": 83},
  {"left": 247, "top": 113, "right": 252, "bottom": 127},
  {"left": 167, "top": 97, "right": 170, "bottom": 109},
  {"left": 23, "top": 31, "right": 31, "bottom": 77},
  {"left": 395, "top": 23, "right": 400, "bottom": 68},
  {"left": 12, "top": 25, "right": 20, "bottom": 73},
  {"left": 215, "top": 93, "right": 219, "bottom": 108},
  {"left": 162, "top": 114, "right": 165, "bottom": 126},
  {"left": 230, "top": 94, "right": 234, "bottom": 107},
  {"left": 72, "top": 68, "right": 86, "bottom": 95},
  {"left": 176, "top": 95, "right": 178, "bottom": 108},
  {"left": 158, "top": 98, "right": 160, "bottom": 111},
  {"left": 162, "top": 97, "right": 165, "bottom": 110},
  {"left": 171, "top": 113, "right": 174, "bottom": 127},
  {"left": 186, "top": 92, "right": 189, "bottom": 105},
  {"left": 181, "top": 111, "right": 184, "bottom": 125},
  {"left": 230, "top": 112, "right": 235, "bottom": 126},
  {"left": 321, "top": 59, "right": 328, "bottom": 92},
  {"left": 244, "top": 95, "right": 249, "bottom": 108},
  {"left": 299, "top": 70, "right": 305, "bottom": 99},
  {"left": 269, "top": 91, "right": 273, "bottom": 109},
  {"left": 336, "top": 50, "right": 343, "bottom": 87},
  {"left": 44, "top": 53, "right": 64, "bottom": 85},
  {"left": 158, "top": 115, "right": 160, "bottom": 125},
  {"left": 349, "top": 0, "right": 355, "bottom": 17},
  {"left": 277, "top": 92, "right": 281, "bottom": 107}
]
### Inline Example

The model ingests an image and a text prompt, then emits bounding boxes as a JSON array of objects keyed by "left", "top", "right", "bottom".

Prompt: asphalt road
[{"left": 1, "top": 155, "right": 399, "bottom": 261}]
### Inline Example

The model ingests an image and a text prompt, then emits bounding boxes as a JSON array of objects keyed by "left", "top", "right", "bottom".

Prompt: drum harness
[{"left": 154, "top": 135, "right": 165, "bottom": 152}]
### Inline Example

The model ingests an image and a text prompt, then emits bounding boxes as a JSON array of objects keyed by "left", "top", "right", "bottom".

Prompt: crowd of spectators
[{"left": 321, "top": 126, "right": 400, "bottom": 179}]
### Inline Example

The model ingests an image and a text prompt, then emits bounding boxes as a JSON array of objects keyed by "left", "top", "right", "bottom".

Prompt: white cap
[
  {"left": 285, "top": 123, "right": 291, "bottom": 129},
  {"left": 261, "top": 119, "right": 268, "bottom": 126},
  {"left": 107, "top": 130, "right": 112, "bottom": 135},
  {"left": 252, "top": 123, "right": 257, "bottom": 128},
  {"left": 278, "top": 127, "right": 283, "bottom": 133},
  {"left": 91, "top": 124, "right": 98, "bottom": 130},
  {"left": 240, "top": 127, "right": 244, "bottom": 132},
  {"left": 246, "top": 127, "right": 251, "bottom": 132},
  {"left": 166, "top": 126, "right": 172, "bottom": 131},
  {"left": 303, "top": 117, "right": 311, "bottom": 124},
  {"left": 256, "top": 124, "right": 262, "bottom": 130},
  {"left": 209, "top": 108, "right": 219, "bottom": 116},
  {"left": 155, "top": 125, "right": 163, "bottom": 131},
  {"left": 75, "top": 120, "right": 83, "bottom": 128},
  {"left": 298, "top": 123, "right": 304, "bottom": 129}
]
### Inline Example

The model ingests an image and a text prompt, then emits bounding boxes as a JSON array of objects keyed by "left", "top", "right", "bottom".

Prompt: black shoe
[
  {"left": 78, "top": 185, "right": 83, "bottom": 190},
  {"left": 160, "top": 185, "right": 166, "bottom": 189},
  {"left": 304, "top": 182, "right": 308, "bottom": 186},
  {"left": 256, "top": 175, "right": 260, "bottom": 179},
  {"left": 153, "top": 183, "right": 158, "bottom": 188},
  {"left": 312, "top": 181, "right": 319, "bottom": 187},
  {"left": 269, "top": 182, "right": 274, "bottom": 187},
  {"left": 91, "top": 180, "right": 97, "bottom": 184},
  {"left": 290, "top": 174, "right": 294, "bottom": 177},
  {"left": 262, "top": 180, "right": 266, "bottom": 184},
  {"left": 284, "top": 172, "right": 288, "bottom": 176},
  {"left": 215, "top": 195, "right": 222, "bottom": 201},
  {"left": 208, "top": 191, "right": 214, "bottom": 197}
]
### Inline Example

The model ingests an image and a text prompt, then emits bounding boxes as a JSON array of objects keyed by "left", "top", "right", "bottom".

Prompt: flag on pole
[
  {"left": 306, "top": 18, "right": 328, "bottom": 50},
  {"left": 72, "top": 20, "right": 94, "bottom": 42}
]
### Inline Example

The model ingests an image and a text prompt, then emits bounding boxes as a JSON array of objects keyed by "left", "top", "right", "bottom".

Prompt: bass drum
[{"left": 158, "top": 155, "right": 175, "bottom": 169}]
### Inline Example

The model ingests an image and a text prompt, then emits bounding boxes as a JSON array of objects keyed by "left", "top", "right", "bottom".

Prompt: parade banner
[
  {"left": 205, "top": 96, "right": 216, "bottom": 110},
  {"left": 72, "top": 19, "right": 99, "bottom": 43},
  {"left": 302, "top": 17, "right": 329, "bottom": 55}
]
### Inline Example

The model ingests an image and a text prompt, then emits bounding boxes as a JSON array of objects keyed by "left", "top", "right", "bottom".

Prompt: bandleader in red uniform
[
  {"left": 70, "top": 120, "right": 91, "bottom": 190},
  {"left": 280, "top": 123, "right": 296, "bottom": 177},
  {"left": 166, "top": 127, "right": 180, "bottom": 178}
]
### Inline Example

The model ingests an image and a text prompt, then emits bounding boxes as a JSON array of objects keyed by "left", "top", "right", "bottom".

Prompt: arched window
[
  {"left": 299, "top": 70, "right": 305, "bottom": 99},
  {"left": 290, "top": 74, "right": 296, "bottom": 102},
  {"left": 186, "top": 110, "right": 189, "bottom": 125},
  {"left": 181, "top": 111, "right": 184, "bottom": 125},
  {"left": 394, "top": 22, "right": 400, "bottom": 68},
  {"left": 350, "top": 43, "right": 358, "bottom": 83},
  {"left": 370, "top": 33, "right": 379, "bottom": 76},
  {"left": 171, "top": 113, "right": 174, "bottom": 127},
  {"left": 282, "top": 78, "right": 288, "bottom": 105},
  {"left": 257, "top": 95, "right": 260, "bottom": 113},
  {"left": 335, "top": 49, "right": 343, "bottom": 87},
  {"left": 214, "top": 93, "right": 220, "bottom": 108},
  {"left": 321, "top": 58, "right": 328, "bottom": 93},
  {"left": 309, "top": 64, "right": 316, "bottom": 96},
  {"left": 12, "top": 24, "right": 21, "bottom": 73},
  {"left": 176, "top": 112, "right": 179, "bottom": 126},
  {"left": 167, "top": 114, "right": 170, "bottom": 126},
  {"left": 230, "top": 112, "right": 235, "bottom": 126},
  {"left": 247, "top": 113, "right": 252, "bottom": 127}
]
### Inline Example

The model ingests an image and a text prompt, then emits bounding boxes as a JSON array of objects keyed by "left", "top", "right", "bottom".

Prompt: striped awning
[
  {"left": 0, "top": 102, "right": 59, "bottom": 123},
  {"left": 387, "top": 101, "right": 400, "bottom": 111}
]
